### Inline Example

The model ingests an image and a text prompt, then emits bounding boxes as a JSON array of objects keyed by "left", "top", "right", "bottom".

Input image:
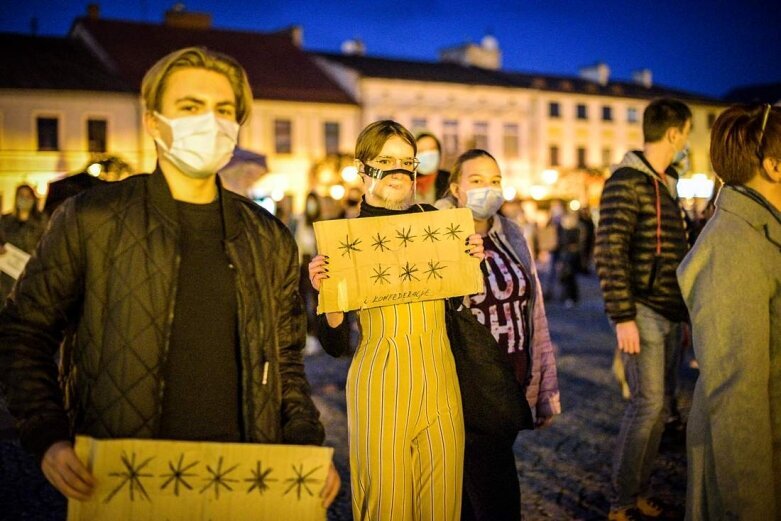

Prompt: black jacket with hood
[
  {"left": 595, "top": 151, "right": 690, "bottom": 323},
  {"left": 0, "top": 170, "right": 324, "bottom": 460}
]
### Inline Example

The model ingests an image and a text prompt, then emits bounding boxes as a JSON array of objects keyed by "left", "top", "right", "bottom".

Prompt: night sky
[{"left": 1, "top": 0, "right": 779, "bottom": 98}]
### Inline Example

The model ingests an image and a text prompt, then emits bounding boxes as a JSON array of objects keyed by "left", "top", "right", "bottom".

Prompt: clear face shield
[{"left": 361, "top": 160, "right": 419, "bottom": 200}]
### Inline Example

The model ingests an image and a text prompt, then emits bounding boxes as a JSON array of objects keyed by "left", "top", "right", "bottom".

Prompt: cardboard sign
[
  {"left": 314, "top": 208, "right": 483, "bottom": 313},
  {"left": 67, "top": 436, "right": 333, "bottom": 521}
]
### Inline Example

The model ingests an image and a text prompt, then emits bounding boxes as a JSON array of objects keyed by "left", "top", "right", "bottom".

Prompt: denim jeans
[{"left": 611, "top": 303, "right": 682, "bottom": 509}]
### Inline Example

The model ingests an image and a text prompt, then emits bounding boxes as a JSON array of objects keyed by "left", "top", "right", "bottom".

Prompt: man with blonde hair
[{"left": 0, "top": 46, "right": 338, "bottom": 506}]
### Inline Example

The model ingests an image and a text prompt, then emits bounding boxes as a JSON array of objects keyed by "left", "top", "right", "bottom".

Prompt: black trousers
[{"left": 461, "top": 431, "right": 521, "bottom": 521}]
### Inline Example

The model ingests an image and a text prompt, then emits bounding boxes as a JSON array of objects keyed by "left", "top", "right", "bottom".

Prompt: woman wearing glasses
[
  {"left": 308, "top": 120, "right": 484, "bottom": 520},
  {"left": 678, "top": 103, "right": 781, "bottom": 520}
]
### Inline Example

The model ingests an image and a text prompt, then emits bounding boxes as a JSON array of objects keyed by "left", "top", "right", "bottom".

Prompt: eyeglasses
[
  {"left": 370, "top": 156, "right": 420, "bottom": 171},
  {"left": 757, "top": 103, "right": 771, "bottom": 161}
]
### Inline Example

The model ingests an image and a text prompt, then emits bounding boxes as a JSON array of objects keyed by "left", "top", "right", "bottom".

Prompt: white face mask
[
  {"left": 154, "top": 112, "right": 239, "bottom": 179},
  {"left": 465, "top": 187, "right": 504, "bottom": 220},
  {"left": 416, "top": 150, "right": 440, "bottom": 175}
]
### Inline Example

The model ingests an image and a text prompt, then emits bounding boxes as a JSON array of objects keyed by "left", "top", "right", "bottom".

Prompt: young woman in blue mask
[
  {"left": 308, "top": 121, "right": 485, "bottom": 521},
  {"left": 438, "top": 148, "right": 561, "bottom": 521}
]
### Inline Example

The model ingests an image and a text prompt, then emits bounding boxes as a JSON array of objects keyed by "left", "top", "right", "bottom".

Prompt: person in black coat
[{"left": 0, "top": 46, "right": 339, "bottom": 507}]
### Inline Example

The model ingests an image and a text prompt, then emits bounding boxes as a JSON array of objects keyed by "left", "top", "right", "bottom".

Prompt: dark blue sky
[{"left": 2, "top": 0, "right": 779, "bottom": 98}]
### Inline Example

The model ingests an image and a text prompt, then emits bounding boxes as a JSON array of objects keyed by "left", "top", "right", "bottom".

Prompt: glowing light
[
  {"left": 677, "top": 174, "right": 715, "bottom": 199},
  {"left": 87, "top": 163, "right": 102, "bottom": 177},
  {"left": 529, "top": 185, "right": 549, "bottom": 201},
  {"left": 569, "top": 199, "right": 582, "bottom": 211},
  {"left": 329, "top": 184, "right": 346, "bottom": 200},
  {"left": 541, "top": 169, "right": 559, "bottom": 185},
  {"left": 502, "top": 186, "right": 517, "bottom": 201},
  {"left": 270, "top": 189, "right": 285, "bottom": 202},
  {"left": 341, "top": 166, "right": 359, "bottom": 183}
]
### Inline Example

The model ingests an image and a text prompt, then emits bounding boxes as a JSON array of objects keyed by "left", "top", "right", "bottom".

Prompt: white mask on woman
[
  {"left": 416, "top": 150, "right": 440, "bottom": 175},
  {"left": 465, "top": 187, "right": 504, "bottom": 220},
  {"left": 154, "top": 112, "right": 239, "bottom": 179}
]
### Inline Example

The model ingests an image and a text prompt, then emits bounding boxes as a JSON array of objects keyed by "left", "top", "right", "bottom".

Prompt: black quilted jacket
[
  {"left": 0, "top": 170, "right": 324, "bottom": 459},
  {"left": 595, "top": 151, "right": 689, "bottom": 323}
]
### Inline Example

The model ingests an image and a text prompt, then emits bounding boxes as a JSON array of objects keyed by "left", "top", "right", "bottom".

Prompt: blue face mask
[
  {"left": 416, "top": 150, "right": 440, "bottom": 175},
  {"left": 465, "top": 187, "right": 504, "bottom": 220}
]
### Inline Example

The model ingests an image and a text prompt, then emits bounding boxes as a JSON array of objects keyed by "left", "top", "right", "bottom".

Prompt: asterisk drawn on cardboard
[
  {"left": 371, "top": 264, "right": 391, "bottom": 285},
  {"left": 399, "top": 261, "right": 420, "bottom": 282},
  {"left": 424, "top": 260, "right": 446, "bottom": 280},
  {"left": 283, "top": 464, "right": 322, "bottom": 500},
  {"left": 160, "top": 453, "right": 199, "bottom": 496},
  {"left": 200, "top": 456, "right": 239, "bottom": 499},
  {"left": 104, "top": 451, "right": 155, "bottom": 503},
  {"left": 245, "top": 461, "right": 277, "bottom": 494},
  {"left": 444, "top": 222, "right": 464, "bottom": 241},
  {"left": 371, "top": 232, "right": 391, "bottom": 252},
  {"left": 337, "top": 235, "right": 363, "bottom": 258},
  {"left": 422, "top": 225, "right": 441, "bottom": 243},
  {"left": 395, "top": 226, "right": 416, "bottom": 247}
]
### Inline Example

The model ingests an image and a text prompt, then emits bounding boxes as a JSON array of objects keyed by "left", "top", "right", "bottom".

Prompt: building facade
[{"left": 0, "top": 7, "right": 728, "bottom": 216}]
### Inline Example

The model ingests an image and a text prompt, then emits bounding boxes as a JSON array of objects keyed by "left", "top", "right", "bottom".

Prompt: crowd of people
[{"left": 0, "top": 45, "right": 778, "bottom": 521}]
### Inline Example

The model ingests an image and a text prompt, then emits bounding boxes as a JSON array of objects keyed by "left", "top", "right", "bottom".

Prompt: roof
[
  {"left": 314, "top": 52, "right": 725, "bottom": 105},
  {"left": 313, "top": 52, "right": 512, "bottom": 87},
  {"left": 723, "top": 82, "right": 781, "bottom": 104},
  {"left": 0, "top": 33, "right": 132, "bottom": 91},
  {"left": 70, "top": 18, "right": 356, "bottom": 104}
]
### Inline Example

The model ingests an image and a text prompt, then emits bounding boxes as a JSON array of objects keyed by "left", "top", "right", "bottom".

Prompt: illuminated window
[
  {"left": 602, "top": 147, "right": 612, "bottom": 166},
  {"left": 324, "top": 122, "right": 340, "bottom": 155},
  {"left": 443, "top": 120, "right": 459, "bottom": 157},
  {"left": 577, "top": 146, "right": 587, "bottom": 168},
  {"left": 627, "top": 107, "right": 638, "bottom": 123},
  {"left": 37, "top": 117, "right": 59, "bottom": 151},
  {"left": 87, "top": 119, "right": 107, "bottom": 153},
  {"left": 274, "top": 119, "right": 292, "bottom": 154},
  {"left": 549, "top": 145, "right": 559, "bottom": 167},
  {"left": 503, "top": 123, "right": 519, "bottom": 159},
  {"left": 473, "top": 121, "right": 488, "bottom": 150},
  {"left": 411, "top": 118, "right": 427, "bottom": 133}
]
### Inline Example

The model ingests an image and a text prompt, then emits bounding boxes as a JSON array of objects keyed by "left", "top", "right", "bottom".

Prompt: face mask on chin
[
  {"left": 465, "top": 187, "right": 504, "bottom": 220},
  {"left": 154, "top": 111, "right": 239, "bottom": 179},
  {"left": 671, "top": 144, "right": 690, "bottom": 176},
  {"left": 416, "top": 150, "right": 440, "bottom": 175}
]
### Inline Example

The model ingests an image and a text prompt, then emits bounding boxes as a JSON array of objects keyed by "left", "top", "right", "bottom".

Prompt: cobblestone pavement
[{"left": 0, "top": 273, "right": 694, "bottom": 520}]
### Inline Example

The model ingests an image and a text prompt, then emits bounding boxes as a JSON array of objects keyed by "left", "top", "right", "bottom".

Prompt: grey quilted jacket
[{"left": 0, "top": 170, "right": 324, "bottom": 459}]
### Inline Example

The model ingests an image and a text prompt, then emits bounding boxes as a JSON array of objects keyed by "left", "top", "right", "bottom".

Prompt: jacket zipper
[{"left": 156, "top": 249, "right": 181, "bottom": 428}]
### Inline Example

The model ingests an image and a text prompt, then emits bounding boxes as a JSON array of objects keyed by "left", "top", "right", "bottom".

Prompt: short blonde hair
[
  {"left": 355, "top": 120, "right": 416, "bottom": 163},
  {"left": 141, "top": 47, "right": 253, "bottom": 124}
]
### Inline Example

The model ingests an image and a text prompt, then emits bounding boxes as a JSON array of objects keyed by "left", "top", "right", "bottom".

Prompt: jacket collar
[
  {"left": 147, "top": 167, "right": 242, "bottom": 241},
  {"left": 719, "top": 185, "right": 781, "bottom": 251},
  {"left": 614, "top": 150, "right": 679, "bottom": 197}
]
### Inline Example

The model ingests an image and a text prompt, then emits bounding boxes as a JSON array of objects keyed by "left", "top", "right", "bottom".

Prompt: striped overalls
[{"left": 346, "top": 299, "right": 464, "bottom": 520}]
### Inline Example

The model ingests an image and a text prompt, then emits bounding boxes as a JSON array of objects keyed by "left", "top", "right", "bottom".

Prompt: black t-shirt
[
  {"left": 159, "top": 199, "right": 242, "bottom": 441},
  {"left": 468, "top": 234, "right": 532, "bottom": 385}
]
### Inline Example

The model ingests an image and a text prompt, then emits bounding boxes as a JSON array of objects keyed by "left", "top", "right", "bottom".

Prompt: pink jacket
[{"left": 487, "top": 215, "right": 561, "bottom": 420}]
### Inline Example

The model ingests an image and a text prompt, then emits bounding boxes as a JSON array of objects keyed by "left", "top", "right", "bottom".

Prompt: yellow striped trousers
[{"left": 347, "top": 300, "right": 464, "bottom": 520}]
